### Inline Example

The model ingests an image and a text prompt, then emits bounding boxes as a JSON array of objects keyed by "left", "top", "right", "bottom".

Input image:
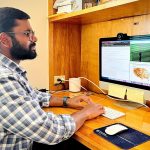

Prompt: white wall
[{"left": 0, "top": 0, "right": 49, "bottom": 89}]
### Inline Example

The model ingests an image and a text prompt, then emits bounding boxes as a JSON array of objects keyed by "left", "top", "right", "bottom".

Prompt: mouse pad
[{"left": 94, "top": 123, "right": 150, "bottom": 149}]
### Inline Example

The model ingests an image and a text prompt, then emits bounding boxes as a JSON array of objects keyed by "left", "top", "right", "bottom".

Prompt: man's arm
[
  {"left": 0, "top": 99, "right": 76, "bottom": 145},
  {"left": 71, "top": 103, "right": 104, "bottom": 131},
  {"left": 0, "top": 75, "right": 104, "bottom": 144},
  {"left": 0, "top": 76, "right": 75, "bottom": 145},
  {"left": 50, "top": 95, "right": 105, "bottom": 131},
  {"left": 49, "top": 95, "right": 93, "bottom": 109},
  {"left": 49, "top": 95, "right": 63, "bottom": 106}
]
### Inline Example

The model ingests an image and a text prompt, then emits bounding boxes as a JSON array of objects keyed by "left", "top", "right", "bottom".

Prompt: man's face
[
  {"left": 10, "top": 35, "right": 37, "bottom": 60},
  {"left": 9, "top": 19, "right": 37, "bottom": 60}
]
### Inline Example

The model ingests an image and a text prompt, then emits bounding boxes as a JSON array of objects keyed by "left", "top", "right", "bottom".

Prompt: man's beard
[{"left": 10, "top": 37, "right": 37, "bottom": 60}]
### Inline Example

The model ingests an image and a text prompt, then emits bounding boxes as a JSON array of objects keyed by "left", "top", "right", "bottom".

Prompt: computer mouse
[{"left": 105, "top": 124, "right": 128, "bottom": 135}]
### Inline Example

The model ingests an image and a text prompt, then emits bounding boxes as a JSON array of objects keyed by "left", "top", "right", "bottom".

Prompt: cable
[
  {"left": 38, "top": 89, "right": 49, "bottom": 92},
  {"left": 107, "top": 95, "right": 148, "bottom": 107},
  {"left": 56, "top": 77, "right": 148, "bottom": 107},
  {"left": 55, "top": 78, "right": 88, "bottom": 91},
  {"left": 50, "top": 89, "right": 69, "bottom": 94},
  {"left": 64, "top": 79, "right": 88, "bottom": 91},
  {"left": 78, "top": 77, "right": 106, "bottom": 94},
  {"left": 78, "top": 77, "right": 148, "bottom": 107}
]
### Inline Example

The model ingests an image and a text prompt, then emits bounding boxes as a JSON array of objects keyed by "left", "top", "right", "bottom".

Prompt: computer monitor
[{"left": 99, "top": 34, "right": 150, "bottom": 91}]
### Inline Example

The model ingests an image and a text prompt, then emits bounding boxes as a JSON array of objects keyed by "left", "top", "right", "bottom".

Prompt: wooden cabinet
[{"left": 48, "top": 0, "right": 150, "bottom": 91}]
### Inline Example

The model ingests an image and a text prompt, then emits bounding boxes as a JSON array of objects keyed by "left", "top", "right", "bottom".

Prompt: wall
[
  {"left": 0, "top": 0, "right": 49, "bottom": 89},
  {"left": 81, "top": 14, "right": 150, "bottom": 99}
]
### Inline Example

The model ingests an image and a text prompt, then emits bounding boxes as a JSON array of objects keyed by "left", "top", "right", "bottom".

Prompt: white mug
[{"left": 69, "top": 78, "right": 81, "bottom": 92}]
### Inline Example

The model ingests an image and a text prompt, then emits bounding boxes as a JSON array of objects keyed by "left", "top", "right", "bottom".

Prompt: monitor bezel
[{"left": 99, "top": 35, "right": 150, "bottom": 90}]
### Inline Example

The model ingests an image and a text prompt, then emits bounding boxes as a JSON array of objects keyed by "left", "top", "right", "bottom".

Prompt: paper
[
  {"left": 127, "top": 88, "right": 144, "bottom": 104},
  {"left": 108, "top": 84, "right": 126, "bottom": 99},
  {"left": 53, "top": 0, "right": 73, "bottom": 9}
]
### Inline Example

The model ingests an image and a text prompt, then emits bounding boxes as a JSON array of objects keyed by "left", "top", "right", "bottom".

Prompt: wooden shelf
[{"left": 49, "top": 0, "right": 150, "bottom": 24}]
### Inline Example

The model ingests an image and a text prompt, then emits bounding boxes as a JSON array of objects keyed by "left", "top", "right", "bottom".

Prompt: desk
[{"left": 44, "top": 92, "right": 150, "bottom": 150}]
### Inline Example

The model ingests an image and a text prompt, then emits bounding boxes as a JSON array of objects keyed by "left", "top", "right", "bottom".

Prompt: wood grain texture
[
  {"left": 44, "top": 92, "right": 150, "bottom": 150},
  {"left": 48, "top": 0, "right": 56, "bottom": 15},
  {"left": 49, "top": 0, "right": 150, "bottom": 25},
  {"left": 49, "top": 22, "right": 81, "bottom": 90},
  {"left": 48, "top": 0, "right": 150, "bottom": 92},
  {"left": 81, "top": 14, "right": 150, "bottom": 93},
  {"left": 48, "top": 1, "right": 150, "bottom": 149}
]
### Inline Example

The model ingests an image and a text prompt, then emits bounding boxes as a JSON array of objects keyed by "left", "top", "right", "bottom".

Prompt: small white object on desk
[
  {"left": 69, "top": 78, "right": 81, "bottom": 92},
  {"left": 102, "top": 107, "right": 125, "bottom": 119},
  {"left": 105, "top": 124, "right": 128, "bottom": 135}
]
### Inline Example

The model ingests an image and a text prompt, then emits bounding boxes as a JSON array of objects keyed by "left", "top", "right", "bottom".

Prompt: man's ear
[{"left": 0, "top": 32, "right": 12, "bottom": 48}]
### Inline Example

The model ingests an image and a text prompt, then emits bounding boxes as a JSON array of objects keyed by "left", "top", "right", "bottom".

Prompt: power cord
[
  {"left": 54, "top": 78, "right": 63, "bottom": 86},
  {"left": 55, "top": 77, "right": 148, "bottom": 107},
  {"left": 107, "top": 94, "right": 148, "bottom": 107},
  {"left": 78, "top": 77, "right": 148, "bottom": 107},
  {"left": 54, "top": 78, "right": 66, "bottom": 90},
  {"left": 78, "top": 77, "right": 107, "bottom": 95},
  {"left": 56, "top": 77, "right": 106, "bottom": 94},
  {"left": 39, "top": 88, "right": 49, "bottom": 92}
]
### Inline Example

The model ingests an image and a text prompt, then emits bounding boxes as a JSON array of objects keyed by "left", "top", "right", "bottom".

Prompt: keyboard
[{"left": 102, "top": 107, "right": 125, "bottom": 119}]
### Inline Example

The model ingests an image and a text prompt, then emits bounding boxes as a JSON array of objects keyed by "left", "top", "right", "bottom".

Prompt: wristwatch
[{"left": 63, "top": 96, "right": 70, "bottom": 107}]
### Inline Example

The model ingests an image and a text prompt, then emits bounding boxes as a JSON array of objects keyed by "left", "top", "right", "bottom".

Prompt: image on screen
[{"left": 99, "top": 34, "right": 150, "bottom": 90}]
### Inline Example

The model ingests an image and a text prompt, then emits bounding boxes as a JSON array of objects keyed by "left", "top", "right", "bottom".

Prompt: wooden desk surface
[{"left": 44, "top": 92, "right": 150, "bottom": 150}]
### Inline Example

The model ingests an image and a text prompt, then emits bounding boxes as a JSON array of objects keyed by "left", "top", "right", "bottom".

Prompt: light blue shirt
[{"left": 0, "top": 53, "right": 75, "bottom": 150}]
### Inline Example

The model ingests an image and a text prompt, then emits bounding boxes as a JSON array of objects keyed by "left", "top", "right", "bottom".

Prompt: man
[{"left": 0, "top": 7, "right": 104, "bottom": 150}]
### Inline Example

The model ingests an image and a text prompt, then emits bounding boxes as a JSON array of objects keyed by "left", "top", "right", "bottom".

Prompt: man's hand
[
  {"left": 67, "top": 95, "right": 93, "bottom": 109},
  {"left": 49, "top": 94, "right": 105, "bottom": 132},
  {"left": 71, "top": 102, "right": 105, "bottom": 131},
  {"left": 79, "top": 103, "right": 105, "bottom": 120},
  {"left": 49, "top": 95, "right": 92, "bottom": 108}
]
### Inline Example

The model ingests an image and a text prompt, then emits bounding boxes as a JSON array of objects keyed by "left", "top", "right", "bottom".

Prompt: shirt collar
[{"left": 0, "top": 53, "right": 27, "bottom": 76}]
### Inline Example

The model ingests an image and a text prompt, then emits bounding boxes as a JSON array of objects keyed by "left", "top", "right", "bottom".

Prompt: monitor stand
[
  {"left": 108, "top": 84, "right": 145, "bottom": 110},
  {"left": 114, "top": 101, "right": 143, "bottom": 110}
]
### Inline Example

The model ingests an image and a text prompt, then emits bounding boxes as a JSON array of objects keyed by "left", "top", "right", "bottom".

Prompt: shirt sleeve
[
  {"left": 33, "top": 89, "right": 51, "bottom": 107},
  {"left": 0, "top": 75, "right": 76, "bottom": 145}
]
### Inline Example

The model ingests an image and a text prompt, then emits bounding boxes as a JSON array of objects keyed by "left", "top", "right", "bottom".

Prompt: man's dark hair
[{"left": 0, "top": 7, "right": 30, "bottom": 32}]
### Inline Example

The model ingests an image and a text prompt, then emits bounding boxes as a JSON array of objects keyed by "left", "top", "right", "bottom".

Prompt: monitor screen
[{"left": 99, "top": 34, "right": 150, "bottom": 90}]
